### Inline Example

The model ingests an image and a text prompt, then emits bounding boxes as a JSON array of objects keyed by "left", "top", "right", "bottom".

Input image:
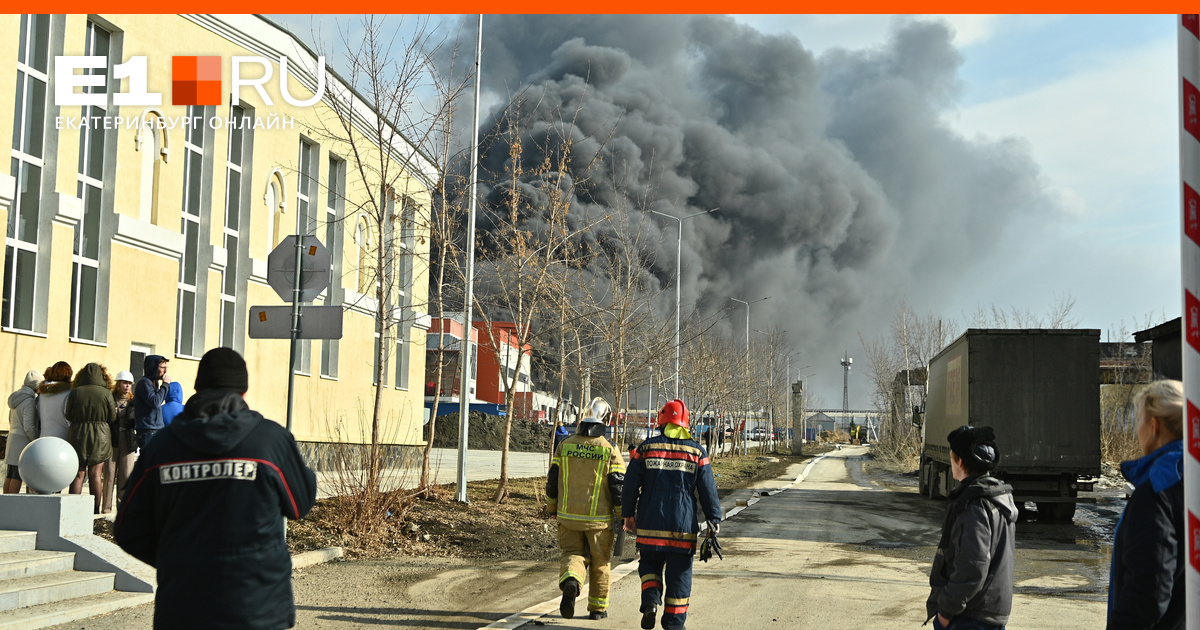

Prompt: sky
[{"left": 269, "top": 14, "right": 1182, "bottom": 409}]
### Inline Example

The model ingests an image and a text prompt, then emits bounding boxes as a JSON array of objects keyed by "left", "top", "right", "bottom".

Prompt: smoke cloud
[{"left": 455, "top": 15, "right": 1059, "bottom": 406}]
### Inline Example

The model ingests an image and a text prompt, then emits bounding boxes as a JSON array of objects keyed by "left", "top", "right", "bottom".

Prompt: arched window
[
  {"left": 263, "top": 169, "right": 287, "bottom": 253},
  {"left": 135, "top": 108, "right": 169, "bottom": 224},
  {"left": 355, "top": 217, "right": 372, "bottom": 296}
]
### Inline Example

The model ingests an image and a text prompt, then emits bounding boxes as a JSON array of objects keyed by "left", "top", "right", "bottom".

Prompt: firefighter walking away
[{"left": 545, "top": 397, "right": 626, "bottom": 620}]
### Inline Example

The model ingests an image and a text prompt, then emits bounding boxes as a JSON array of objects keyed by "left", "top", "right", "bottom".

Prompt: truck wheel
[
  {"left": 929, "top": 463, "right": 944, "bottom": 500},
  {"left": 1036, "top": 502, "right": 1077, "bottom": 523},
  {"left": 918, "top": 460, "right": 930, "bottom": 497}
]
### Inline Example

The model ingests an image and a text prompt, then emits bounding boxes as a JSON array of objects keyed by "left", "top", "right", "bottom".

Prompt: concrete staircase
[{"left": 0, "top": 529, "right": 152, "bottom": 629}]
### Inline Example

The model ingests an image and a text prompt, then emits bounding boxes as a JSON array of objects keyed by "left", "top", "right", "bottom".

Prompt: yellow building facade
[{"left": 0, "top": 14, "right": 434, "bottom": 462}]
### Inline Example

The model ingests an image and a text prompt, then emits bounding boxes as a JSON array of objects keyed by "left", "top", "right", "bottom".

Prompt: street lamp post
[
  {"left": 754, "top": 329, "right": 787, "bottom": 451},
  {"left": 729, "top": 296, "right": 769, "bottom": 455},
  {"left": 650, "top": 208, "right": 716, "bottom": 400}
]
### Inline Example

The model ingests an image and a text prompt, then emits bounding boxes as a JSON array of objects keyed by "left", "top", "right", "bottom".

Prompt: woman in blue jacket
[{"left": 1108, "top": 380, "right": 1185, "bottom": 630}]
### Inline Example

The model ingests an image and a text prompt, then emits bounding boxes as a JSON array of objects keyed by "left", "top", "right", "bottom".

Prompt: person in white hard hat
[
  {"left": 103, "top": 369, "right": 137, "bottom": 512},
  {"left": 545, "top": 397, "right": 626, "bottom": 620}
]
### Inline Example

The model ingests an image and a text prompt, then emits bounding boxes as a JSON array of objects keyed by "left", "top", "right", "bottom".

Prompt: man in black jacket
[
  {"left": 926, "top": 426, "right": 1016, "bottom": 630},
  {"left": 116, "top": 347, "right": 318, "bottom": 630}
]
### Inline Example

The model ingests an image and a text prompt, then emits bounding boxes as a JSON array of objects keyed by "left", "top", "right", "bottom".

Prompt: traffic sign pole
[{"left": 285, "top": 232, "right": 304, "bottom": 432}]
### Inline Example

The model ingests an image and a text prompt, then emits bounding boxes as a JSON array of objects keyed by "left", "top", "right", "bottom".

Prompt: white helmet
[
  {"left": 115, "top": 371, "right": 135, "bottom": 383},
  {"left": 580, "top": 397, "right": 611, "bottom": 425}
]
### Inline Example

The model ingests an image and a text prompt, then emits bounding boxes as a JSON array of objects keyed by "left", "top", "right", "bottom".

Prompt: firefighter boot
[
  {"left": 589, "top": 611, "right": 608, "bottom": 620},
  {"left": 560, "top": 578, "right": 580, "bottom": 619},
  {"left": 641, "top": 604, "right": 657, "bottom": 630}
]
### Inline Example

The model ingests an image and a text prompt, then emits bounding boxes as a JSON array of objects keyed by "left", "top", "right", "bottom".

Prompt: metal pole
[
  {"left": 456, "top": 15, "right": 483, "bottom": 504},
  {"left": 1178, "top": 14, "right": 1200, "bottom": 625},
  {"left": 648, "top": 368, "right": 654, "bottom": 439},
  {"left": 786, "top": 355, "right": 790, "bottom": 451},
  {"left": 285, "top": 226, "right": 305, "bottom": 431},
  {"left": 651, "top": 209, "right": 714, "bottom": 399}
]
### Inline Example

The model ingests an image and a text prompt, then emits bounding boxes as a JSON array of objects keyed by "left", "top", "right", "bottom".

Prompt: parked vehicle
[{"left": 916, "top": 329, "right": 1101, "bottom": 522}]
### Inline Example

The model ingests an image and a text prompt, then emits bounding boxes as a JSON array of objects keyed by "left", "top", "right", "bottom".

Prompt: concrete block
[
  {"left": 0, "top": 495, "right": 155, "bottom": 593},
  {"left": 291, "top": 547, "right": 343, "bottom": 571}
]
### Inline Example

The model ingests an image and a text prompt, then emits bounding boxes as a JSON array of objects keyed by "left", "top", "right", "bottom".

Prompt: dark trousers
[
  {"left": 136, "top": 430, "right": 157, "bottom": 449},
  {"left": 638, "top": 549, "right": 693, "bottom": 629},
  {"left": 934, "top": 616, "right": 1005, "bottom": 630}
]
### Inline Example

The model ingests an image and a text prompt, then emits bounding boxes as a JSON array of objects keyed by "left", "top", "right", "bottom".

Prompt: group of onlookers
[{"left": 3, "top": 354, "right": 184, "bottom": 513}]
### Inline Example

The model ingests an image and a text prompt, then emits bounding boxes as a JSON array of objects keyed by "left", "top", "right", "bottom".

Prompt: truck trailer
[{"left": 917, "top": 329, "right": 1101, "bottom": 522}]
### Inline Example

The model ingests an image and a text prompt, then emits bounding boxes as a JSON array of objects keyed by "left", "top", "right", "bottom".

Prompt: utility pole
[
  {"left": 841, "top": 355, "right": 853, "bottom": 430},
  {"left": 455, "top": 14, "right": 483, "bottom": 504}
]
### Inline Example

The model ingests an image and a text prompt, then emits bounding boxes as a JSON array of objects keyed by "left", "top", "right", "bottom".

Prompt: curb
[
  {"left": 292, "top": 547, "right": 343, "bottom": 571},
  {"left": 478, "top": 452, "right": 833, "bottom": 629}
]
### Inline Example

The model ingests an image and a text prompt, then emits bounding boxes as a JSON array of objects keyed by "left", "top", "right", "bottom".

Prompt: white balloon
[{"left": 19, "top": 437, "right": 79, "bottom": 494}]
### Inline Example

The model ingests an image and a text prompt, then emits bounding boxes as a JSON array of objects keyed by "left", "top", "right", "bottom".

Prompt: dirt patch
[
  {"left": 278, "top": 447, "right": 828, "bottom": 562},
  {"left": 427, "top": 412, "right": 553, "bottom": 453}
]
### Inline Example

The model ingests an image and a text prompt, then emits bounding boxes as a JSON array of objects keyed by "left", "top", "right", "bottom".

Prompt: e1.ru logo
[
  {"left": 55, "top": 55, "right": 326, "bottom": 108},
  {"left": 172, "top": 56, "right": 221, "bottom": 106}
]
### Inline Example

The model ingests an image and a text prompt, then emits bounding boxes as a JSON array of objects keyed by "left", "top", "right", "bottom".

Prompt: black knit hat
[
  {"left": 195, "top": 347, "right": 248, "bottom": 393},
  {"left": 947, "top": 425, "right": 999, "bottom": 472}
]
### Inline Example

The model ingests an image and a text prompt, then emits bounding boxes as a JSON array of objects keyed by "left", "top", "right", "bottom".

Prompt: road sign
[
  {"left": 267, "top": 235, "right": 331, "bottom": 303},
  {"left": 247, "top": 305, "right": 343, "bottom": 339}
]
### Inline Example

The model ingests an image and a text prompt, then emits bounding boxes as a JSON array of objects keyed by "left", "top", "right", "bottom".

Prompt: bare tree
[{"left": 308, "top": 16, "right": 467, "bottom": 502}]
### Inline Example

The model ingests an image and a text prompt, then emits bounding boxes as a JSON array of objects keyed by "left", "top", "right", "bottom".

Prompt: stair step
[
  {"left": 0, "top": 531, "right": 36, "bottom": 554},
  {"left": 0, "top": 590, "right": 154, "bottom": 630},
  {"left": 0, "top": 550, "right": 75, "bottom": 580},
  {"left": 0, "top": 571, "right": 115, "bottom": 612}
]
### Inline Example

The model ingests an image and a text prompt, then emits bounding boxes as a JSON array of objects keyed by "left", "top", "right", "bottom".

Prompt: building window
[
  {"left": 292, "top": 138, "right": 317, "bottom": 375},
  {"left": 355, "top": 217, "right": 372, "bottom": 296},
  {"left": 395, "top": 325, "right": 409, "bottom": 390},
  {"left": 219, "top": 104, "right": 247, "bottom": 350},
  {"left": 70, "top": 21, "right": 110, "bottom": 341},
  {"left": 4, "top": 14, "right": 50, "bottom": 332},
  {"left": 176, "top": 105, "right": 205, "bottom": 356},
  {"left": 372, "top": 326, "right": 385, "bottom": 386},
  {"left": 398, "top": 199, "right": 416, "bottom": 309},
  {"left": 320, "top": 155, "right": 344, "bottom": 378}
]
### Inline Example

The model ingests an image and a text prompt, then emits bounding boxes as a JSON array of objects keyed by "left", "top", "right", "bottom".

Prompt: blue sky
[{"left": 736, "top": 14, "right": 1180, "bottom": 336}]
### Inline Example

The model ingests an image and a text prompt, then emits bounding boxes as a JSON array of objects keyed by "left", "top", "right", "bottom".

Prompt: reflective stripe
[
  {"left": 665, "top": 597, "right": 690, "bottom": 605},
  {"left": 665, "top": 604, "right": 689, "bottom": 614},
  {"left": 635, "top": 528, "right": 697, "bottom": 541},
  {"left": 588, "top": 597, "right": 608, "bottom": 605},
  {"left": 560, "top": 571, "right": 584, "bottom": 584}
]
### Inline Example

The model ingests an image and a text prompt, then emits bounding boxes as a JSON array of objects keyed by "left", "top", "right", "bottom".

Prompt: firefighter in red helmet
[{"left": 623, "top": 399, "right": 721, "bottom": 630}]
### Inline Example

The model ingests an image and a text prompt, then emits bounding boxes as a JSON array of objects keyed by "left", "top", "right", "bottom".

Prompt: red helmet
[{"left": 657, "top": 399, "right": 689, "bottom": 428}]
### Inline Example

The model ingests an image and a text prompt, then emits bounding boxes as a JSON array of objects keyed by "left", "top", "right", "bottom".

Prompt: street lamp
[
  {"left": 729, "top": 296, "right": 769, "bottom": 454},
  {"left": 754, "top": 329, "right": 787, "bottom": 449},
  {"left": 650, "top": 208, "right": 717, "bottom": 399}
]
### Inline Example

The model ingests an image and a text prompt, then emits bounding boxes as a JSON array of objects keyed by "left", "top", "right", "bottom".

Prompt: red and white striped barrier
[{"left": 1179, "top": 14, "right": 1200, "bottom": 628}]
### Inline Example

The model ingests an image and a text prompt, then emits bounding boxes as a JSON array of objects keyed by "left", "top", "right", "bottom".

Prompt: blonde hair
[{"left": 1135, "top": 380, "right": 1184, "bottom": 438}]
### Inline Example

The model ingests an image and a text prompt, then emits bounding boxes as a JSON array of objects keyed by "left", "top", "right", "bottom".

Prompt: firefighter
[
  {"left": 623, "top": 399, "right": 721, "bottom": 630},
  {"left": 545, "top": 397, "right": 626, "bottom": 620}
]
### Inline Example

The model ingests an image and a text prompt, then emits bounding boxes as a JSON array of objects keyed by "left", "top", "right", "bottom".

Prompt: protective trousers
[
  {"left": 557, "top": 525, "right": 614, "bottom": 612},
  {"left": 639, "top": 549, "right": 693, "bottom": 629}
]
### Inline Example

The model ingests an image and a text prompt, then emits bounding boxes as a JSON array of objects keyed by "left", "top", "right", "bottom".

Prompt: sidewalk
[{"left": 314, "top": 447, "right": 552, "bottom": 499}]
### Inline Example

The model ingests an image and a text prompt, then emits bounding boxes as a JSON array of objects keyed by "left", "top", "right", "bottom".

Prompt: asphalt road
[
  {"left": 521, "top": 446, "right": 1110, "bottom": 630},
  {"left": 46, "top": 445, "right": 1115, "bottom": 630}
]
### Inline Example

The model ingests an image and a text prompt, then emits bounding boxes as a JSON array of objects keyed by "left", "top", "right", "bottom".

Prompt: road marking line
[{"left": 482, "top": 452, "right": 834, "bottom": 629}]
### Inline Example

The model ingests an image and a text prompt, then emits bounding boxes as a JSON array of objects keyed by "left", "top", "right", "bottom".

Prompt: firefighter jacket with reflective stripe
[
  {"left": 622, "top": 433, "right": 721, "bottom": 554},
  {"left": 546, "top": 433, "right": 626, "bottom": 530}
]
